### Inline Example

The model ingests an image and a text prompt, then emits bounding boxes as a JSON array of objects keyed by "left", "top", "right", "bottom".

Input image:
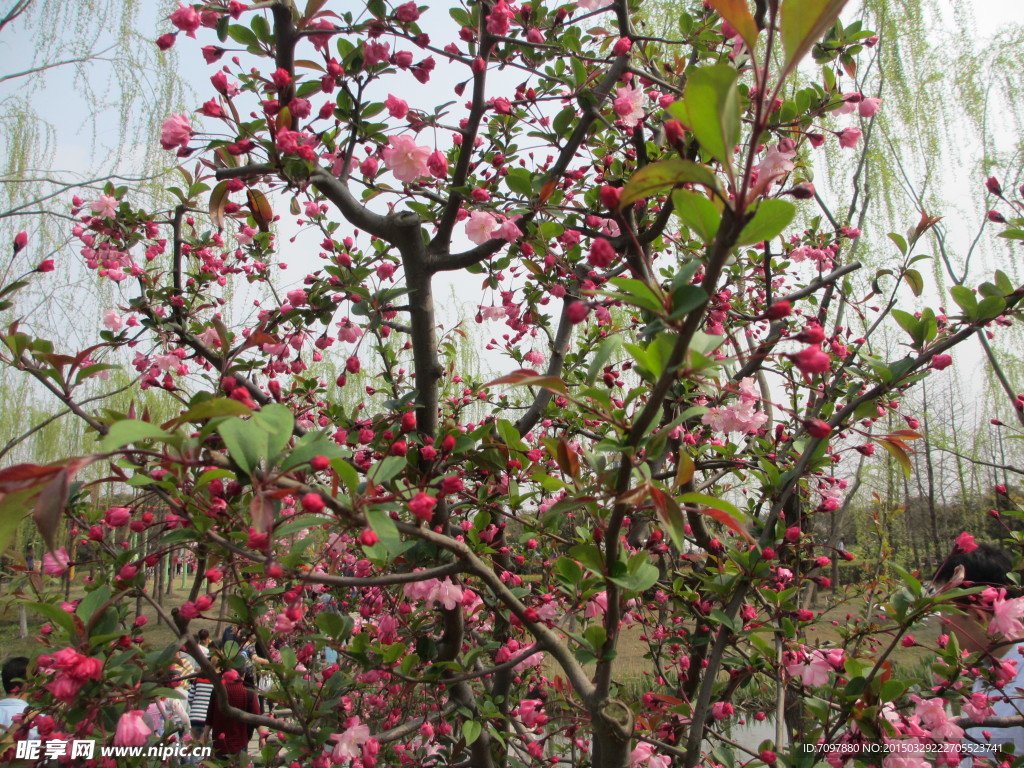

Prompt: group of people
[
  {"left": 173, "top": 626, "right": 266, "bottom": 763},
  {"left": 3, "top": 543, "right": 1024, "bottom": 763},
  {"left": 0, "top": 625, "right": 266, "bottom": 765}
]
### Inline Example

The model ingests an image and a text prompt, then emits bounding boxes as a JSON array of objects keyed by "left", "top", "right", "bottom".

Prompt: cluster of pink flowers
[
  {"left": 702, "top": 377, "right": 769, "bottom": 435},
  {"left": 402, "top": 577, "right": 464, "bottom": 610},
  {"left": 40, "top": 648, "right": 104, "bottom": 704}
]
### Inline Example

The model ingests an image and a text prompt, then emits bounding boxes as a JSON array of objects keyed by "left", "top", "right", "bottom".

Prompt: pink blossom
[
  {"left": 859, "top": 97, "right": 882, "bottom": 117},
  {"left": 42, "top": 547, "right": 70, "bottom": 575},
  {"left": 429, "top": 578, "right": 463, "bottom": 610},
  {"left": 710, "top": 702, "right": 734, "bottom": 720},
  {"left": 631, "top": 742, "right": 671, "bottom": 768},
  {"left": 160, "top": 113, "right": 192, "bottom": 151},
  {"left": 577, "top": 0, "right": 613, "bottom": 10},
  {"left": 962, "top": 691, "right": 994, "bottom": 724},
  {"left": 930, "top": 354, "right": 952, "bottom": 370},
  {"left": 829, "top": 92, "right": 861, "bottom": 115},
  {"left": 91, "top": 195, "right": 119, "bottom": 219},
  {"left": 465, "top": 210, "right": 499, "bottom": 245},
  {"left": 702, "top": 377, "right": 769, "bottom": 435},
  {"left": 516, "top": 699, "right": 547, "bottom": 728},
  {"left": 336, "top": 318, "right": 363, "bottom": 343},
  {"left": 114, "top": 710, "right": 152, "bottom": 747},
  {"left": 792, "top": 344, "right": 831, "bottom": 375},
  {"left": 363, "top": 40, "right": 390, "bottom": 67},
  {"left": 486, "top": 0, "right": 513, "bottom": 35},
  {"left": 330, "top": 718, "right": 370, "bottom": 763},
  {"left": 988, "top": 590, "right": 1024, "bottom": 640},
  {"left": 494, "top": 217, "right": 521, "bottom": 242},
  {"left": 408, "top": 492, "right": 437, "bottom": 522},
  {"left": 786, "top": 648, "right": 842, "bottom": 687},
  {"left": 612, "top": 84, "right": 644, "bottom": 127},
  {"left": 385, "top": 94, "right": 408, "bottom": 119},
  {"left": 588, "top": 238, "right": 617, "bottom": 268},
  {"left": 750, "top": 145, "right": 796, "bottom": 198},
  {"left": 585, "top": 591, "right": 608, "bottom": 618},
  {"left": 838, "top": 127, "right": 862, "bottom": 149},
  {"left": 427, "top": 150, "right": 448, "bottom": 179},
  {"left": 909, "top": 695, "right": 964, "bottom": 741},
  {"left": 169, "top": 3, "right": 201, "bottom": 37},
  {"left": 102, "top": 310, "right": 124, "bottom": 332},
  {"left": 382, "top": 135, "right": 431, "bottom": 182},
  {"left": 394, "top": 2, "right": 420, "bottom": 22}
]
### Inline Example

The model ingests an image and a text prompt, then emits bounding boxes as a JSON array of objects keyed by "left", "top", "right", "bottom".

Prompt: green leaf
[
  {"left": 505, "top": 168, "right": 534, "bottom": 197},
  {"left": 317, "top": 610, "right": 353, "bottom": 639},
  {"left": 997, "top": 228, "right": 1024, "bottom": 241},
  {"left": 0, "top": 487, "right": 37, "bottom": 555},
  {"left": 995, "top": 269, "right": 1015, "bottom": 294},
  {"left": 331, "top": 458, "right": 360, "bottom": 495},
  {"left": 673, "top": 64, "right": 741, "bottom": 174},
  {"left": 463, "top": 720, "right": 482, "bottom": 746},
  {"left": 279, "top": 432, "right": 344, "bottom": 472},
  {"left": 77, "top": 585, "right": 113, "bottom": 624},
  {"left": 887, "top": 232, "right": 907, "bottom": 255},
  {"left": 903, "top": 269, "right": 924, "bottom": 297},
  {"left": 619, "top": 159, "right": 719, "bottom": 209},
  {"left": 255, "top": 404, "right": 295, "bottom": 459},
  {"left": 586, "top": 335, "right": 623, "bottom": 386},
  {"left": 178, "top": 398, "right": 252, "bottom": 423},
  {"left": 29, "top": 601, "right": 77, "bottom": 637},
  {"left": 100, "top": 420, "right": 169, "bottom": 451},
  {"left": 891, "top": 309, "right": 921, "bottom": 344},
  {"left": 977, "top": 295, "right": 1007, "bottom": 321},
  {"left": 736, "top": 199, "right": 796, "bottom": 245},
  {"left": 226, "top": 24, "right": 259, "bottom": 47},
  {"left": 602, "top": 277, "right": 665, "bottom": 315},
  {"left": 497, "top": 419, "right": 528, "bottom": 452},
  {"left": 609, "top": 557, "right": 660, "bottom": 592},
  {"left": 218, "top": 418, "right": 266, "bottom": 476},
  {"left": 669, "top": 285, "right": 708, "bottom": 320},
  {"left": 949, "top": 285, "right": 978, "bottom": 317},
  {"left": 672, "top": 189, "right": 721, "bottom": 242},
  {"left": 677, "top": 492, "right": 754, "bottom": 542},
  {"left": 366, "top": 508, "right": 401, "bottom": 552},
  {"left": 369, "top": 456, "right": 406, "bottom": 486},
  {"left": 779, "top": 0, "right": 849, "bottom": 76}
]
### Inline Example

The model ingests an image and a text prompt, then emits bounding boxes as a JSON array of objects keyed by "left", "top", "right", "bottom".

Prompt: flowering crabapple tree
[{"left": 4, "top": 0, "right": 1024, "bottom": 767}]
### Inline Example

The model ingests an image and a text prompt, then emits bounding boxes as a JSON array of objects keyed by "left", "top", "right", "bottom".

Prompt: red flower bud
[
  {"left": 301, "top": 492, "right": 325, "bottom": 513},
  {"left": 359, "top": 528, "right": 379, "bottom": 546},
  {"left": 987, "top": 210, "right": 1007, "bottom": 224},
  {"left": 805, "top": 419, "right": 832, "bottom": 438},
  {"left": 599, "top": 185, "right": 622, "bottom": 211},
  {"left": 986, "top": 176, "right": 1003, "bottom": 196},
  {"left": 566, "top": 301, "right": 589, "bottom": 324},
  {"left": 13, "top": 231, "right": 27, "bottom": 254},
  {"left": 766, "top": 300, "right": 791, "bottom": 319}
]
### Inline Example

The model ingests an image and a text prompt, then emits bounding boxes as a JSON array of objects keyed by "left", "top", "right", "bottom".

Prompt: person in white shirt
[
  {"left": 0, "top": 656, "right": 30, "bottom": 730},
  {"left": 934, "top": 542, "right": 1024, "bottom": 763}
]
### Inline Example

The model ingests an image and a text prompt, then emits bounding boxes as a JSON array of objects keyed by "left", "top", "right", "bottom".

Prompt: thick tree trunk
[{"left": 590, "top": 699, "right": 634, "bottom": 768}]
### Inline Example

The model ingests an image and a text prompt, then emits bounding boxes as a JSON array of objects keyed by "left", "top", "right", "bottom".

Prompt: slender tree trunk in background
[
  {"left": 921, "top": 385, "right": 941, "bottom": 559},
  {"left": 18, "top": 604, "right": 27, "bottom": 638}
]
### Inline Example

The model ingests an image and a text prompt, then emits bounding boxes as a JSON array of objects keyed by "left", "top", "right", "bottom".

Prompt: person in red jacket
[{"left": 206, "top": 668, "right": 261, "bottom": 763}]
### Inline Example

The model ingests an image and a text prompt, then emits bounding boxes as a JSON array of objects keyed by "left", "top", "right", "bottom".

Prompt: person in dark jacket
[{"left": 207, "top": 669, "right": 261, "bottom": 763}]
